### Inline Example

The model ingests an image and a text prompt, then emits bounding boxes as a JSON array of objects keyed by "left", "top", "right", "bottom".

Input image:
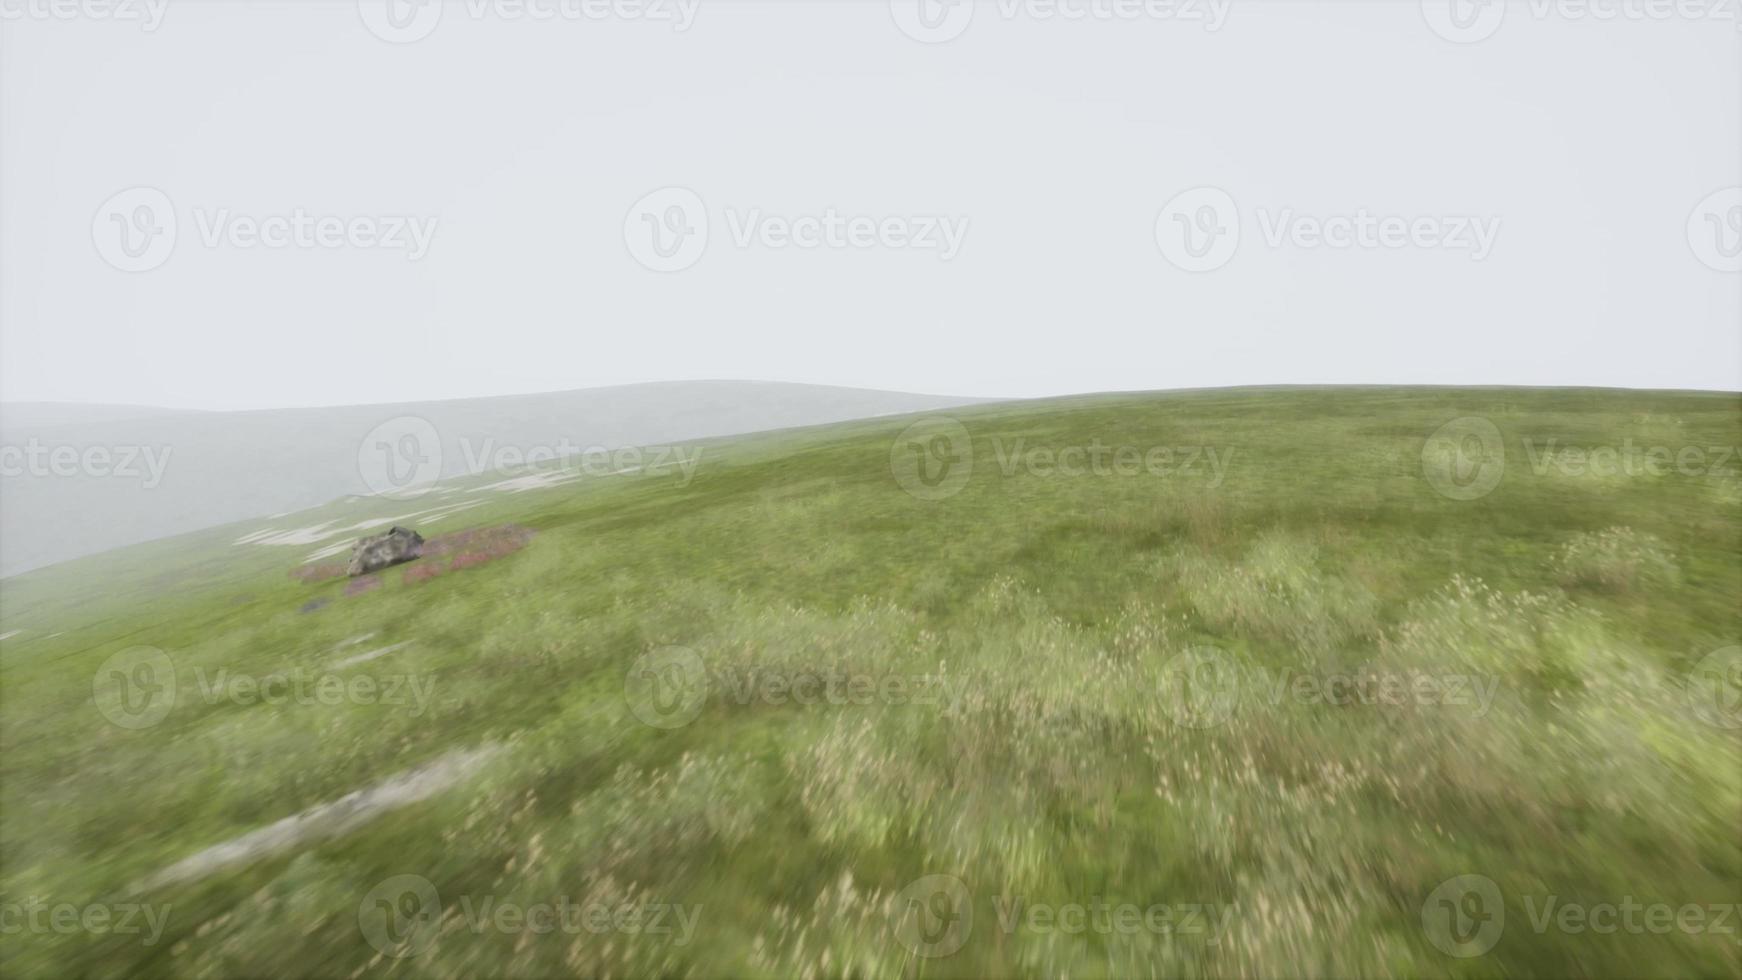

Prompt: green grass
[{"left": 1, "top": 386, "right": 1738, "bottom": 977}]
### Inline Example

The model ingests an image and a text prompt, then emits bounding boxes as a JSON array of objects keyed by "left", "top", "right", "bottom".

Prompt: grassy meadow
[{"left": 0, "top": 386, "right": 1738, "bottom": 978}]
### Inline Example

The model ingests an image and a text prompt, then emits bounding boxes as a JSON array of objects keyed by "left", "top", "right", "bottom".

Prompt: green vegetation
[{"left": 1, "top": 386, "right": 1738, "bottom": 977}]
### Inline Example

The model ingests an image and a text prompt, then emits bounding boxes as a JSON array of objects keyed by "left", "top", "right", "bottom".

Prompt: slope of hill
[
  {"left": 0, "top": 386, "right": 1737, "bottom": 978},
  {"left": 0, "top": 381, "right": 993, "bottom": 577}
]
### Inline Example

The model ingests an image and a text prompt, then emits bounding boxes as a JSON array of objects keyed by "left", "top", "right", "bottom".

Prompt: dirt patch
[{"left": 289, "top": 563, "right": 347, "bottom": 584}]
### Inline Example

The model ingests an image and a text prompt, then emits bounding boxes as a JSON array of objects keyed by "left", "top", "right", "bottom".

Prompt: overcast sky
[{"left": 2, "top": 0, "right": 1738, "bottom": 410}]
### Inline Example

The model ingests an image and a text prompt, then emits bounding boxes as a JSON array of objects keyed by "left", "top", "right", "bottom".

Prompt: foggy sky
[{"left": 3, "top": 0, "right": 1738, "bottom": 410}]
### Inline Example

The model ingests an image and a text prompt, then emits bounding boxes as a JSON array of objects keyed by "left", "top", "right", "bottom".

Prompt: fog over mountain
[{"left": 0, "top": 381, "right": 993, "bottom": 577}]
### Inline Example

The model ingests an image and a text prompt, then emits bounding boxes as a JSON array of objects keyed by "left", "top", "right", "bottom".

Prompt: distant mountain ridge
[
  {"left": 0, "top": 381, "right": 994, "bottom": 577},
  {"left": 0, "top": 403, "right": 209, "bottom": 430}
]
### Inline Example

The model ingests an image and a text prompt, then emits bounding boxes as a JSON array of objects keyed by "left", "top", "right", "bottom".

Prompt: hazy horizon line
[{"left": 2, "top": 378, "right": 1739, "bottom": 417}]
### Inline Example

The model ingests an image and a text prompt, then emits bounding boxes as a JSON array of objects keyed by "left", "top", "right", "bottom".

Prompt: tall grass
[{"left": 1, "top": 386, "right": 1736, "bottom": 977}]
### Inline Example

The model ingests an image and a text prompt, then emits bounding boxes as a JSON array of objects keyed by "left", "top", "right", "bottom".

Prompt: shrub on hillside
[
  {"left": 1553, "top": 527, "right": 1679, "bottom": 594},
  {"left": 1169, "top": 532, "right": 1379, "bottom": 659}
]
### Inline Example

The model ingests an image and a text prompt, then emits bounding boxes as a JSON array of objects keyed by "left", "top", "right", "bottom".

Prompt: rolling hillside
[
  {"left": 0, "top": 381, "right": 993, "bottom": 577},
  {"left": 1, "top": 386, "right": 1738, "bottom": 978}
]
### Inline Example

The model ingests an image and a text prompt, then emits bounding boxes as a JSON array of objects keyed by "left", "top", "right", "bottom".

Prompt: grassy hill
[
  {"left": 0, "top": 381, "right": 992, "bottom": 576},
  {"left": 1, "top": 386, "right": 1738, "bottom": 978}
]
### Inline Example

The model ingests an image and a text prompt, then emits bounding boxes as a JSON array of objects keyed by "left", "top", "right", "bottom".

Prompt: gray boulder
[{"left": 346, "top": 526, "right": 424, "bottom": 577}]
